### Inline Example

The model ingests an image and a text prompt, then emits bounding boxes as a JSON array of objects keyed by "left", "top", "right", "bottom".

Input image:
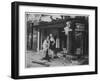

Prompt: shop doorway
[{"left": 40, "top": 27, "right": 67, "bottom": 51}]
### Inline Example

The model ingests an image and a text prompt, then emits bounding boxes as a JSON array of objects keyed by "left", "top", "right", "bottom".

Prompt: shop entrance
[{"left": 39, "top": 27, "right": 67, "bottom": 51}]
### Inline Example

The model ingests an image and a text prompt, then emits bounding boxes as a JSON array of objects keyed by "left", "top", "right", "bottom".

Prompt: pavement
[{"left": 25, "top": 51, "right": 88, "bottom": 68}]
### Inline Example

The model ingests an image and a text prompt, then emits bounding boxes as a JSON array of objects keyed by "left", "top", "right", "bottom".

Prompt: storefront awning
[{"left": 33, "top": 22, "right": 66, "bottom": 29}]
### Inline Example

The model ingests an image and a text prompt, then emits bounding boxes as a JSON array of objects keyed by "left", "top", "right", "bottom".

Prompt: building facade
[{"left": 26, "top": 13, "right": 88, "bottom": 56}]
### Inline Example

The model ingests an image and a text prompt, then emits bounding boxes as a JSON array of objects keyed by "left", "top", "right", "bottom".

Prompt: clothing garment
[
  {"left": 49, "top": 37, "right": 55, "bottom": 50},
  {"left": 50, "top": 41, "right": 55, "bottom": 50},
  {"left": 42, "top": 40, "right": 50, "bottom": 50},
  {"left": 42, "top": 39, "right": 51, "bottom": 62},
  {"left": 56, "top": 38, "right": 60, "bottom": 48}
]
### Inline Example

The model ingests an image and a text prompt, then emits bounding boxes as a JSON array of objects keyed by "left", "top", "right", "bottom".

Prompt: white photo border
[{"left": 18, "top": 5, "right": 96, "bottom": 76}]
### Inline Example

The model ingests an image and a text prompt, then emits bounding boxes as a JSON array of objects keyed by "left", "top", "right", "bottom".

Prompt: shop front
[{"left": 26, "top": 17, "right": 88, "bottom": 56}]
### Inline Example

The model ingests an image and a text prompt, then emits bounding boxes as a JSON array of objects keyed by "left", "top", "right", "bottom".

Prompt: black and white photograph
[
  {"left": 25, "top": 13, "right": 89, "bottom": 68},
  {"left": 11, "top": 1, "right": 97, "bottom": 79}
]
